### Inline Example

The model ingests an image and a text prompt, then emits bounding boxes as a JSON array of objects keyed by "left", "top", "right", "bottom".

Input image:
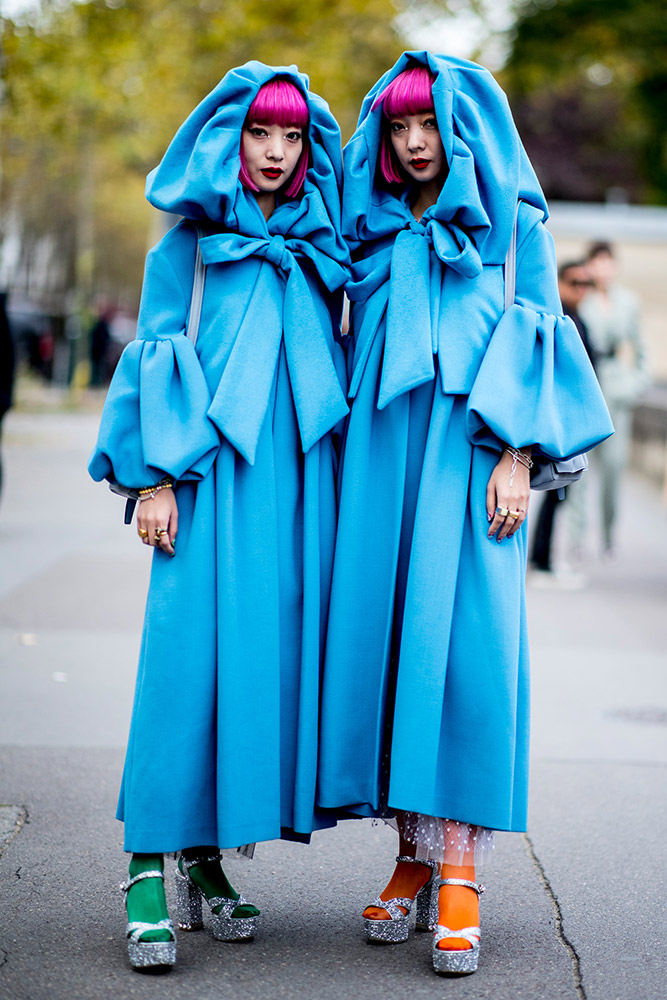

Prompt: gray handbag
[{"left": 503, "top": 210, "right": 587, "bottom": 496}]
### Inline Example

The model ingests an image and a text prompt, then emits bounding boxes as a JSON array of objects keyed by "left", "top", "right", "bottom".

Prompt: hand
[
  {"left": 137, "top": 488, "right": 178, "bottom": 556},
  {"left": 486, "top": 450, "right": 530, "bottom": 542}
]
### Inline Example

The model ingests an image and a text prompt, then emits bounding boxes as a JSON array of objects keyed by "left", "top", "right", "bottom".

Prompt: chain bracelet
[{"left": 504, "top": 447, "right": 532, "bottom": 488}]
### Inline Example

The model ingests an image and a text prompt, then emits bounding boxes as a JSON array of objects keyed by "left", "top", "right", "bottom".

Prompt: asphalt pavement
[{"left": 1, "top": 397, "right": 666, "bottom": 1000}]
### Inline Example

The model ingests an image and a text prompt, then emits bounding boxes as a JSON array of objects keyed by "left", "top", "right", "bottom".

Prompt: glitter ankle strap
[
  {"left": 179, "top": 853, "right": 222, "bottom": 872},
  {"left": 437, "top": 877, "right": 485, "bottom": 895},
  {"left": 120, "top": 870, "right": 165, "bottom": 893},
  {"left": 395, "top": 855, "right": 440, "bottom": 875}
]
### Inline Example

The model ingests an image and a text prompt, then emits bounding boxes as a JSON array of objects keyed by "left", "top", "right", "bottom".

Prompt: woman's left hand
[{"left": 486, "top": 449, "right": 531, "bottom": 541}]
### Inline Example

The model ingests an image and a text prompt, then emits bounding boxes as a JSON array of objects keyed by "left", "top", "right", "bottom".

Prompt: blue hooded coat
[
  {"left": 317, "top": 52, "right": 613, "bottom": 833},
  {"left": 89, "top": 62, "right": 350, "bottom": 852}
]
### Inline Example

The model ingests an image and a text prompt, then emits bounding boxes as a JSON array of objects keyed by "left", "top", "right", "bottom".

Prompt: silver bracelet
[{"left": 505, "top": 447, "right": 533, "bottom": 487}]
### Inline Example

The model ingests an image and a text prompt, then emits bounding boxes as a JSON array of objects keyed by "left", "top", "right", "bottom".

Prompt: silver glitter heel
[
  {"left": 174, "top": 867, "right": 204, "bottom": 931},
  {"left": 413, "top": 858, "right": 440, "bottom": 931},
  {"left": 120, "top": 870, "right": 176, "bottom": 970},
  {"left": 364, "top": 855, "right": 440, "bottom": 943},
  {"left": 175, "top": 853, "right": 259, "bottom": 942},
  {"left": 432, "top": 878, "right": 485, "bottom": 976}
]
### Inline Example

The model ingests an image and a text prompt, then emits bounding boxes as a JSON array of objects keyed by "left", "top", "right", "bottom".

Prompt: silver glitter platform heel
[
  {"left": 363, "top": 855, "right": 440, "bottom": 944},
  {"left": 120, "top": 870, "right": 176, "bottom": 970},
  {"left": 174, "top": 853, "right": 258, "bottom": 941},
  {"left": 432, "top": 877, "right": 485, "bottom": 975}
]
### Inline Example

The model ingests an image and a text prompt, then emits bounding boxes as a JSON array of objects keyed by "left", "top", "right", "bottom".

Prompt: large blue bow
[
  {"left": 199, "top": 232, "right": 349, "bottom": 465},
  {"left": 347, "top": 218, "right": 483, "bottom": 408}
]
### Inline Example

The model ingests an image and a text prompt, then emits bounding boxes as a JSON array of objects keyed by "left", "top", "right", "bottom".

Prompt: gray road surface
[{"left": 1, "top": 405, "right": 666, "bottom": 1000}]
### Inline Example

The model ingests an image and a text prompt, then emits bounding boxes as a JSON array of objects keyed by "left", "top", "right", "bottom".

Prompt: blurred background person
[
  {"left": 529, "top": 260, "right": 596, "bottom": 582},
  {"left": 0, "top": 292, "right": 15, "bottom": 501},
  {"left": 88, "top": 303, "right": 113, "bottom": 387},
  {"left": 575, "top": 242, "right": 650, "bottom": 559}
]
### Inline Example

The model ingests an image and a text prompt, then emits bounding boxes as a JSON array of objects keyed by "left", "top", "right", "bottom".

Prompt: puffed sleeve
[
  {"left": 88, "top": 239, "right": 220, "bottom": 488},
  {"left": 466, "top": 205, "right": 613, "bottom": 458}
]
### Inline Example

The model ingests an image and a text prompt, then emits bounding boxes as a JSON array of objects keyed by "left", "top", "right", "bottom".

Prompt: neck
[
  {"left": 254, "top": 190, "right": 276, "bottom": 222},
  {"left": 410, "top": 176, "right": 444, "bottom": 222}
]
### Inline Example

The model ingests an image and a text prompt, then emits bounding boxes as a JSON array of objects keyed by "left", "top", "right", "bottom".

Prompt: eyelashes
[
  {"left": 389, "top": 116, "right": 439, "bottom": 134},
  {"left": 246, "top": 125, "right": 303, "bottom": 142}
]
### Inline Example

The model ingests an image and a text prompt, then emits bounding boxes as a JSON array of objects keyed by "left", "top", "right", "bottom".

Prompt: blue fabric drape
[
  {"left": 317, "top": 52, "right": 612, "bottom": 833},
  {"left": 89, "top": 62, "right": 349, "bottom": 851}
]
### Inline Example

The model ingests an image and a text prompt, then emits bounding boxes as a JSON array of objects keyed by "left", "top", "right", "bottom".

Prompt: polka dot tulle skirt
[{"left": 385, "top": 811, "right": 495, "bottom": 867}]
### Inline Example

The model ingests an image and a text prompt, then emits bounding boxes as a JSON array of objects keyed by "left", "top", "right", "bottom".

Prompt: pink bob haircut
[
  {"left": 372, "top": 66, "right": 437, "bottom": 184},
  {"left": 239, "top": 78, "right": 310, "bottom": 198}
]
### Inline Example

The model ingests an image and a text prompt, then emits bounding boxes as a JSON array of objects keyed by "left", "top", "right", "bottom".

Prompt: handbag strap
[
  {"left": 503, "top": 205, "right": 519, "bottom": 312},
  {"left": 186, "top": 224, "right": 207, "bottom": 345}
]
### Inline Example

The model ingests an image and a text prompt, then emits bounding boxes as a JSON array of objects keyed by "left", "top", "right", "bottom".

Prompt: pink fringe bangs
[
  {"left": 239, "top": 78, "right": 310, "bottom": 198},
  {"left": 373, "top": 66, "right": 437, "bottom": 184}
]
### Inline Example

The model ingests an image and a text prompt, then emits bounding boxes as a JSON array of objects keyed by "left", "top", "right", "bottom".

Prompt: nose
[
  {"left": 266, "top": 137, "right": 285, "bottom": 162},
  {"left": 406, "top": 124, "right": 425, "bottom": 152}
]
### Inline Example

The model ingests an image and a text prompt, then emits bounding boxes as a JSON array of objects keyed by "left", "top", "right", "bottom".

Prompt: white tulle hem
[{"left": 384, "top": 811, "right": 495, "bottom": 868}]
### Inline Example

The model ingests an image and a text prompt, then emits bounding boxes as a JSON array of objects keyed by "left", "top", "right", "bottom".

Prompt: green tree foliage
[
  {"left": 502, "top": 0, "right": 667, "bottom": 204},
  {"left": 2, "top": 0, "right": 461, "bottom": 310}
]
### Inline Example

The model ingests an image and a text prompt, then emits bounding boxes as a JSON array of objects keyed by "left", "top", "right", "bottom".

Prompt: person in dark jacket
[
  {"left": 530, "top": 260, "right": 596, "bottom": 577},
  {"left": 0, "top": 292, "right": 15, "bottom": 501}
]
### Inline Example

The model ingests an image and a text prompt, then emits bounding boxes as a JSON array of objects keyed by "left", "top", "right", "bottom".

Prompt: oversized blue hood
[
  {"left": 90, "top": 62, "right": 351, "bottom": 486},
  {"left": 343, "top": 50, "right": 547, "bottom": 267},
  {"left": 146, "top": 60, "right": 347, "bottom": 265}
]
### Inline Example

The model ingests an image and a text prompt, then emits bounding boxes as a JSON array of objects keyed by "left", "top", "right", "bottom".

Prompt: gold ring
[
  {"left": 508, "top": 511, "right": 520, "bottom": 519},
  {"left": 496, "top": 507, "right": 510, "bottom": 517},
  {"left": 138, "top": 528, "right": 148, "bottom": 539}
]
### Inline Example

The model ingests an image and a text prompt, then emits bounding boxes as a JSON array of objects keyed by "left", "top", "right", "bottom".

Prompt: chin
[
  {"left": 408, "top": 169, "right": 438, "bottom": 184},
  {"left": 254, "top": 180, "right": 281, "bottom": 193}
]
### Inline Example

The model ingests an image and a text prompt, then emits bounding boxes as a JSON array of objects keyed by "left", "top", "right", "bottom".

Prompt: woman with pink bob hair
[
  {"left": 318, "top": 53, "right": 611, "bottom": 976},
  {"left": 90, "top": 62, "right": 349, "bottom": 971}
]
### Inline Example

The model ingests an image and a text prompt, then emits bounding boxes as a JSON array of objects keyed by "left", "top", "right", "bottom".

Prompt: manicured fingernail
[{"left": 487, "top": 513, "right": 492, "bottom": 522}]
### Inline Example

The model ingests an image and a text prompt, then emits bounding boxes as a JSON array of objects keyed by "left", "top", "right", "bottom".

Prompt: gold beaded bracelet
[{"left": 137, "top": 478, "right": 174, "bottom": 502}]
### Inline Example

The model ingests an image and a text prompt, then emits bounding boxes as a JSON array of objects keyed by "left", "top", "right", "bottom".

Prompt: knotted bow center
[
  {"left": 263, "top": 234, "right": 289, "bottom": 271},
  {"left": 406, "top": 218, "right": 429, "bottom": 238},
  {"left": 197, "top": 229, "right": 348, "bottom": 464}
]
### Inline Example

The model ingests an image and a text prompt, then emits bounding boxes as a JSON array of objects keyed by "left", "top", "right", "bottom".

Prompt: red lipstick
[
  {"left": 410, "top": 158, "right": 430, "bottom": 170},
  {"left": 261, "top": 168, "right": 283, "bottom": 180}
]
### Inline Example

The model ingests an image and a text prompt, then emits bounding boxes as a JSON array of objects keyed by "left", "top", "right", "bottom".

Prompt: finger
[
  {"left": 488, "top": 503, "right": 509, "bottom": 538},
  {"left": 486, "top": 479, "right": 497, "bottom": 522},
  {"left": 496, "top": 515, "right": 514, "bottom": 541},
  {"left": 488, "top": 515, "right": 502, "bottom": 537},
  {"left": 151, "top": 525, "right": 173, "bottom": 556},
  {"left": 501, "top": 513, "right": 521, "bottom": 539},
  {"left": 159, "top": 531, "right": 175, "bottom": 556},
  {"left": 497, "top": 500, "right": 524, "bottom": 539},
  {"left": 136, "top": 518, "right": 151, "bottom": 545},
  {"left": 507, "top": 509, "right": 528, "bottom": 537}
]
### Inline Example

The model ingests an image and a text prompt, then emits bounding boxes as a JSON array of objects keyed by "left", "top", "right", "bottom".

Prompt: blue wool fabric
[
  {"left": 317, "top": 52, "right": 613, "bottom": 832},
  {"left": 89, "top": 62, "right": 349, "bottom": 852}
]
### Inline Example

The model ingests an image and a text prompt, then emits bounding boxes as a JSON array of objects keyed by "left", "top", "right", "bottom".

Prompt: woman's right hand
[{"left": 137, "top": 489, "right": 178, "bottom": 556}]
